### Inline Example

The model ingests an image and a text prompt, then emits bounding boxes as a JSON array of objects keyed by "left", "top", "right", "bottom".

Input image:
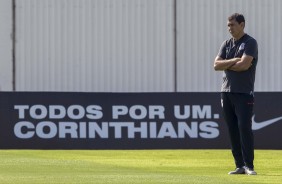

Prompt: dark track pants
[{"left": 221, "top": 92, "right": 254, "bottom": 169}]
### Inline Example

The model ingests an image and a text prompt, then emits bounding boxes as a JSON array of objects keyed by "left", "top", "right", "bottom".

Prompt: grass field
[{"left": 0, "top": 150, "right": 281, "bottom": 184}]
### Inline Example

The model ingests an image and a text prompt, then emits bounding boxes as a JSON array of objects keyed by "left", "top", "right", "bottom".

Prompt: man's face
[{"left": 227, "top": 19, "right": 244, "bottom": 38}]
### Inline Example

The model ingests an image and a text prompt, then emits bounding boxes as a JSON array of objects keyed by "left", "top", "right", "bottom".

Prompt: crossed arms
[{"left": 214, "top": 55, "right": 253, "bottom": 71}]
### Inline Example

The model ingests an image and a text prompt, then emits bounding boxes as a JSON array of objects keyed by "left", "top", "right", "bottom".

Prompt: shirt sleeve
[
  {"left": 217, "top": 41, "right": 227, "bottom": 59},
  {"left": 244, "top": 38, "right": 258, "bottom": 58}
]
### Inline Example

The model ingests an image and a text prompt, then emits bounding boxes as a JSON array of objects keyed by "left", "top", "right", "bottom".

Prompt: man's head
[{"left": 227, "top": 13, "right": 245, "bottom": 40}]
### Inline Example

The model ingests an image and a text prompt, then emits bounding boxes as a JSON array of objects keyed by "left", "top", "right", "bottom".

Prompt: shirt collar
[{"left": 233, "top": 34, "right": 247, "bottom": 45}]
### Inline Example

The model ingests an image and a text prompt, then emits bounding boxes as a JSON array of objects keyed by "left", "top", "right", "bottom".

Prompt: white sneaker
[
  {"left": 245, "top": 167, "right": 257, "bottom": 175},
  {"left": 228, "top": 167, "right": 245, "bottom": 175}
]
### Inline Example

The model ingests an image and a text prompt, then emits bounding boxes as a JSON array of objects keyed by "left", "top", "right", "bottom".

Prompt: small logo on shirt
[
  {"left": 239, "top": 43, "right": 245, "bottom": 50},
  {"left": 226, "top": 47, "right": 230, "bottom": 54}
]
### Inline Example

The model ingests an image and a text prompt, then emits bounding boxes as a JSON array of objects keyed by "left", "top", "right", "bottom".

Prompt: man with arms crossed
[{"left": 214, "top": 13, "right": 258, "bottom": 175}]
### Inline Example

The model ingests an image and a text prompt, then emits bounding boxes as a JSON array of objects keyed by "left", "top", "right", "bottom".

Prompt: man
[{"left": 214, "top": 13, "right": 258, "bottom": 175}]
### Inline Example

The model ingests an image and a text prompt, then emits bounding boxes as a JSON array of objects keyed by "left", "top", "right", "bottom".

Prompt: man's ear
[{"left": 240, "top": 22, "right": 245, "bottom": 28}]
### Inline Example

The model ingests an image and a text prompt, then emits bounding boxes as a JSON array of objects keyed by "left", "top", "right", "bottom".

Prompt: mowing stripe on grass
[{"left": 0, "top": 150, "right": 281, "bottom": 184}]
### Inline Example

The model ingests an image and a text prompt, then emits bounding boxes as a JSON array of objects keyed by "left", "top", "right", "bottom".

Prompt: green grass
[{"left": 0, "top": 150, "right": 281, "bottom": 184}]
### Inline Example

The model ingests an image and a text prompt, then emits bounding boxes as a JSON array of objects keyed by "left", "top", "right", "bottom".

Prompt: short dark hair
[{"left": 228, "top": 13, "right": 245, "bottom": 24}]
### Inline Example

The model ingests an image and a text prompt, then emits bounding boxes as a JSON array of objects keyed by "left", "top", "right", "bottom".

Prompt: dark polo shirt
[{"left": 218, "top": 34, "right": 258, "bottom": 94}]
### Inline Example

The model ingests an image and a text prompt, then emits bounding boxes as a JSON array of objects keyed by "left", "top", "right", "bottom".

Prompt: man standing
[{"left": 214, "top": 13, "right": 258, "bottom": 175}]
